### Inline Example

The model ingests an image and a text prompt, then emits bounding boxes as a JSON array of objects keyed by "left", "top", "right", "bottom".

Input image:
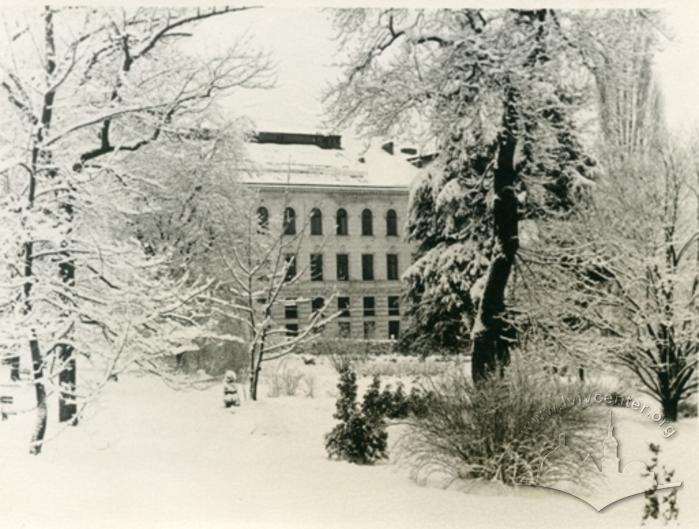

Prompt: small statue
[{"left": 223, "top": 370, "right": 241, "bottom": 408}]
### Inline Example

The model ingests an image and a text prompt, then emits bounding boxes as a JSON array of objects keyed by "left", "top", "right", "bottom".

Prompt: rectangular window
[
  {"left": 311, "top": 297, "right": 325, "bottom": 313},
  {"left": 338, "top": 321, "right": 351, "bottom": 338},
  {"left": 388, "top": 320, "right": 400, "bottom": 340},
  {"left": 362, "top": 254, "right": 374, "bottom": 281},
  {"left": 284, "top": 254, "right": 296, "bottom": 281},
  {"left": 311, "top": 297, "right": 325, "bottom": 333},
  {"left": 363, "top": 321, "right": 376, "bottom": 340},
  {"left": 310, "top": 253, "right": 323, "bottom": 281},
  {"left": 363, "top": 297, "right": 375, "bottom": 317},
  {"left": 338, "top": 297, "right": 351, "bottom": 318},
  {"left": 388, "top": 296, "right": 400, "bottom": 316},
  {"left": 283, "top": 208, "right": 296, "bottom": 235},
  {"left": 284, "top": 299, "right": 298, "bottom": 319},
  {"left": 285, "top": 323, "right": 299, "bottom": 337},
  {"left": 386, "top": 254, "right": 399, "bottom": 280},
  {"left": 336, "top": 254, "right": 349, "bottom": 281}
]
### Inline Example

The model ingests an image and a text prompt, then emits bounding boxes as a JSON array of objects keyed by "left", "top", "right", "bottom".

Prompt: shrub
[
  {"left": 376, "top": 382, "right": 435, "bottom": 419},
  {"left": 177, "top": 340, "right": 249, "bottom": 378},
  {"left": 355, "top": 355, "right": 457, "bottom": 379},
  {"left": 301, "top": 374, "right": 316, "bottom": 398},
  {"left": 397, "top": 362, "right": 605, "bottom": 487},
  {"left": 642, "top": 443, "right": 679, "bottom": 524},
  {"left": 266, "top": 363, "right": 304, "bottom": 397},
  {"left": 325, "top": 370, "right": 388, "bottom": 464},
  {"left": 678, "top": 400, "right": 697, "bottom": 418}
]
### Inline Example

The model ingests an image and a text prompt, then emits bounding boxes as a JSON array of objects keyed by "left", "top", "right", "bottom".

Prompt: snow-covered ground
[{"left": 1, "top": 357, "right": 697, "bottom": 529}]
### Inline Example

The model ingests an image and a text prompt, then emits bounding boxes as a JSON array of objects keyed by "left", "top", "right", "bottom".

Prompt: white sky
[{"left": 185, "top": 4, "right": 699, "bottom": 136}]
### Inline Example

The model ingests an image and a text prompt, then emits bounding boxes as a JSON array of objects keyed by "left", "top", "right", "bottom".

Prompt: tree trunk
[
  {"left": 662, "top": 397, "right": 678, "bottom": 422},
  {"left": 58, "top": 344, "right": 77, "bottom": 424},
  {"left": 249, "top": 366, "right": 261, "bottom": 401},
  {"left": 9, "top": 356, "right": 20, "bottom": 381},
  {"left": 29, "top": 339, "right": 47, "bottom": 455},
  {"left": 57, "top": 203, "right": 77, "bottom": 424},
  {"left": 471, "top": 84, "right": 519, "bottom": 383}
]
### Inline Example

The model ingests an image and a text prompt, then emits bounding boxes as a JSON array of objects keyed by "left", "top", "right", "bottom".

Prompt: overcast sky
[{"left": 189, "top": 6, "right": 699, "bottom": 138}]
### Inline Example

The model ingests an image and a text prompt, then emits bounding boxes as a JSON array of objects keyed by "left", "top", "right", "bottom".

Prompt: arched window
[
  {"left": 386, "top": 209, "right": 398, "bottom": 236},
  {"left": 310, "top": 208, "right": 322, "bottom": 235},
  {"left": 361, "top": 208, "right": 373, "bottom": 236},
  {"left": 283, "top": 207, "right": 296, "bottom": 235},
  {"left": 336, "top": 208, "right": 348, "bottom": 235},
  {"left": 256, "top": 207, "right": 269, "bottom": 231}
]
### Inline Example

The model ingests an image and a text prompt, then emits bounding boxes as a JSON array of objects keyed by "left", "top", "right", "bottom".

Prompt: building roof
[{"left": 238, "top": 133, "right": 421, "bottom": 190}]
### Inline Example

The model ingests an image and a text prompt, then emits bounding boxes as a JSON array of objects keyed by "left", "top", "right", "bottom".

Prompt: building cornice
[{"left": 244, "top": 182, "right": 410, "bottom": 194}]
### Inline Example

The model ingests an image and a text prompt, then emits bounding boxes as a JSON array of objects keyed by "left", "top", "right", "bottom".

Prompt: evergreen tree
[
  {"left": 325, "top": 370, "right": 388, "bottom": 464},
  {"left": 326, "top": 9, "right": 602, "bottom": 376}
]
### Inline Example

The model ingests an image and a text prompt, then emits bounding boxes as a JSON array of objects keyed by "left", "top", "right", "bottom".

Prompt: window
[
  {"left": 336, "top": 208, "right": 348, "bottom": 235},
  {"left": 336, "top": 254, "right": 349, "bottom": 281},
  {"left": 284, "top": 299, "right": 298, "bottom": 319},
  {"left": 386, "top": 254, "right": 399, "bottom": 280},
  {"left": 386, "top": 209, "right": 398, "bottom": 236},
  {"left": 283, "top": 207, "right": 296, "bottom": 235},
  {"left": 388, "top": 320, "right": 400, "bottom": 340},
  {"left": 338, "top": 297, "right": 351, "bottom": 318},
  {"left": 311, "top": 297, "right": 326, "bottom": 333},
  {"left": 284, "top": 254, "right": 296, "bottom": 281},
  {"left": 338, "top": 321, "right": 351, "bottom": 338},
  {"left": 361, "top": 209, "right": 373, "bottom": 236},
  {"left": 310, "top": 208, "right": 322, "bottom": 235},
  {"left": 363, "top": 321, "right": 376, "bottom": 339},
  {"left": 285, "top": 323, "right": 299, "bottom": 337},
  {"left": 311, "top": 297, "right": 325, "bottom": 313},
  {"left": 257, "top": 207, "right": 269, "bottom": 231},
  {"left": 363, "top": 297, "right": 375, "bottom": 317},
  {"left": 362, "top": 254, "right": 374, "bottom": 281},
  {"left": 388, "top": 296, "right": 400, "bottom": 316},
  {"left": 310, "top": 254, "right": 323, "bottom": 281}
]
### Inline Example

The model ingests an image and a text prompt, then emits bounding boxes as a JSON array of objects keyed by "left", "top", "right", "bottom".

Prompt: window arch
[
  {"left": 283, "top": 207, "right": 296, "bottom": 235},
  {"left": 386, "top": 209, "right": 398, "bottom": 236},
  {"left": 361, "top": 209, "right": 373, "bottom": 236},
  {"left": 310, "top": 208, "right": 322, "bottom": 235},
  {"left": 256, "top": 207, "right": 269, "bottom": 231},
  {"left": 336, "top": 208, "right": 348, "bottom": 235}
]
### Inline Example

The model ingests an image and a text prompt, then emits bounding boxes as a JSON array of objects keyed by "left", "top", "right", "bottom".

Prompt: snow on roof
[{"left": 238, "top": 137, "right": 420, "bottom": 190}]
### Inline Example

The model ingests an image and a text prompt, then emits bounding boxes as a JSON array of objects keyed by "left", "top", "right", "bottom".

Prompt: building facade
[{"left": 242, "top": 132, "right": 419, "bottom": 341}]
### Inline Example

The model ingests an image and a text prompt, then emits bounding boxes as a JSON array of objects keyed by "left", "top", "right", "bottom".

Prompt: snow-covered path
[{"left": 1, "top": 373, "right": 697, "bottom": 529}]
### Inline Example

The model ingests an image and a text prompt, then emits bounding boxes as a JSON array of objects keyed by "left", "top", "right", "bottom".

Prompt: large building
[{"left": 241, "top": 132, "right": 420, "bottom": 341}]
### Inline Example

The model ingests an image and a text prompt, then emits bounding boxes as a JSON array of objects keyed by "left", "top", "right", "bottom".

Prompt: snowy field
[{"left": 1, "top": 356, "right": 697, "bottom": 529}]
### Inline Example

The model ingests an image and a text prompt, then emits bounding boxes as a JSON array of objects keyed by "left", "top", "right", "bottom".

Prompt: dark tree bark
[
  {"left": 249, "top": 365, "right": 261, "bottom": 401},
  {"left": 58, "top": 204, "right": 78, "bottom": 425},
  {"left": 471, "top": 83, "right": 520, "bottom": 383},
  {"left": 8, "top": 356, "right": 20, "bottom": 381}
]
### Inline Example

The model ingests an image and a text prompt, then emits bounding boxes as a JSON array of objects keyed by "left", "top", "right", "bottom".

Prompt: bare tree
[
  {"left": 207, "top": 194, "right": 340, "bottom": 401},
  {"left": 522, "top": 138, "right": 698, "bottom": 420},
  {"left": 0, "top": 6, "right": 271, "bottom": 453}
]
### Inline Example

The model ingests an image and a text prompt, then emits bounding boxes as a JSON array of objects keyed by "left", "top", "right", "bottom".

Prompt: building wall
[{"left": 253, "top": 184, "right": 413, "bottom": 340}]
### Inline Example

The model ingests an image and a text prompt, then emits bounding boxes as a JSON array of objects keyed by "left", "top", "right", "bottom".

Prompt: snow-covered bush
[
  {"left": 325, "top": 370, "right": 387, "bottom": 465},
  {"left": 377, "top": 383, "right": 435, "bottom": 420},
  {"left": 266, "top": 365, "right": 305, "bottom": 398},
  {"left": 301, "top": 374, "right": 316, "bottom": 399},
  {"left": 397, "top": 360, "right": 604, "bottom": 486},
  {"left": 355, "top": 356, "right": 454, "bottom": 379}
]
